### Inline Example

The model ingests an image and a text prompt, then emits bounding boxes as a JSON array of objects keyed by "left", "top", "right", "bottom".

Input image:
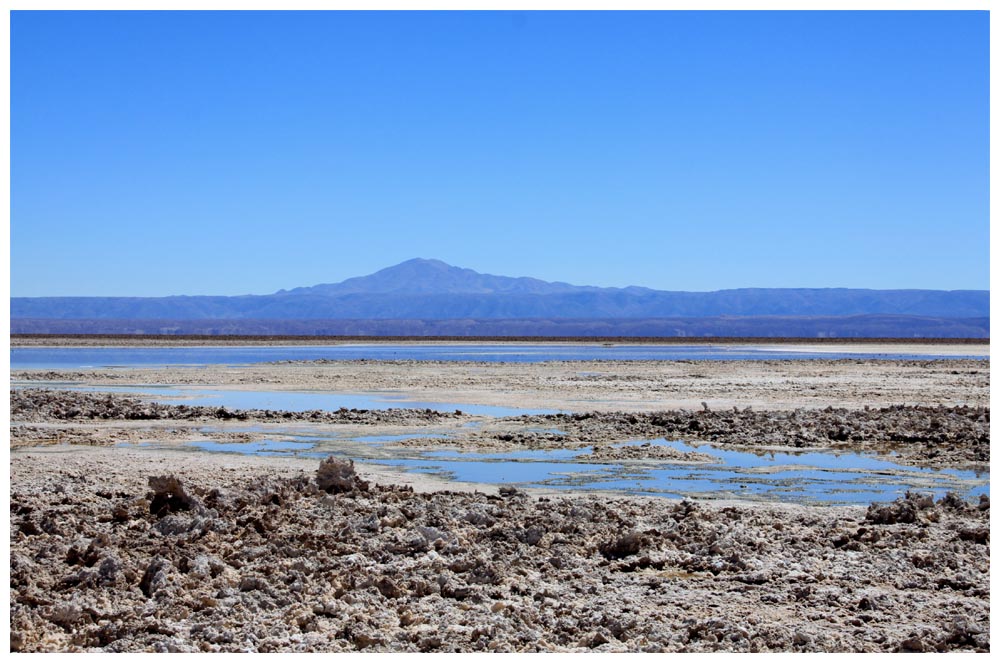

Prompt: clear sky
[{"left": 10, "top": 10, "right": 989, "bottom": 297}]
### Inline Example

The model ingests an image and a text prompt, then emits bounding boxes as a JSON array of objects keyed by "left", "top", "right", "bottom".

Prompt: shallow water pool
[{"left": 175, "top": 434, "right": 988, "bottom": 506}]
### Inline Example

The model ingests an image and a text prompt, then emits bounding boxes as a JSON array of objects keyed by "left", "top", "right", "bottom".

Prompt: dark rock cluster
[
  {"left": 516, "top": 405, "right": 990, "bottom": 467},
  {"left": 10, "top": 389, "right": 460, "bottom": 426}
]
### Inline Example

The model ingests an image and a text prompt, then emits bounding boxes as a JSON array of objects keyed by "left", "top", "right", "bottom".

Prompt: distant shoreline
[{"left": 8, "top": 334, "right": 990, "bottom": 348}]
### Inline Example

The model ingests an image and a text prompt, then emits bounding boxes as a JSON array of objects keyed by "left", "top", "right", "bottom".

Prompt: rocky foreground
[{"left": 10, "top": 452, "right": 989, "bottom": 653}]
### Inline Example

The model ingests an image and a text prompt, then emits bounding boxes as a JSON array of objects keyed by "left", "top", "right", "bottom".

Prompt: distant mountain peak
[
  {"left": 279, "top": 259, "right": 611, "bottom": 297},
  {"left": 398, "top": 257, "right": 450, "bottom": 268},
  {"left": 380, "top": 257, "right": 452, "bottom": 274}
]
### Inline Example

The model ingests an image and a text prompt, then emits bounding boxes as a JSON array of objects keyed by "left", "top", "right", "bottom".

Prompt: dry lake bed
[{"left": 8, "top": 339, "right": 991, "bottom": 652}]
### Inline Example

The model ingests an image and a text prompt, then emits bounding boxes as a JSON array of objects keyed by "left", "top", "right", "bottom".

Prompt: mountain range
[{"left": 10, "top": 258, "right": 990, "bottom": 337}]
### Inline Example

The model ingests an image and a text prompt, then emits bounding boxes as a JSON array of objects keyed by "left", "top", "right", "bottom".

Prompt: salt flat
[{"left": 8, "top": 342, "right": 990, "bottom": 652}]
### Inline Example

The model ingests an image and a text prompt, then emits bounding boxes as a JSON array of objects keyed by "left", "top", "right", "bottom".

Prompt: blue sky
[{"left": 10, "top": 10, "right": 989, "bottom": 296}]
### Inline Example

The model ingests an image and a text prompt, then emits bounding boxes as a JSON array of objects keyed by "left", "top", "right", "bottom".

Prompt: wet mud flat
[{"left": 9, "top": 448, "right": 989, "bottom": 653}]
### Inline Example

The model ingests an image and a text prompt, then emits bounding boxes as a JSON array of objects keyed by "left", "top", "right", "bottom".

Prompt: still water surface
[
  {"left": 10, "top": 343, "right": 986, "bottom": 369},
  {"left": 175, "top": 435, "right": 988, "bottom": 506}
]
